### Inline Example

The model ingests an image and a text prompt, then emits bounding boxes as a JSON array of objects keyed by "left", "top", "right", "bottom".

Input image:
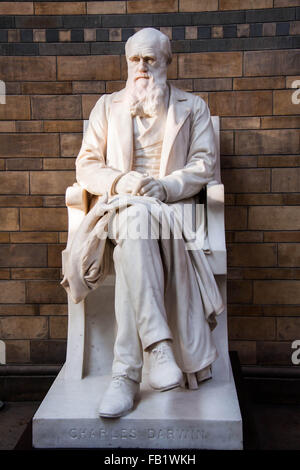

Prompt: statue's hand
[
  {"left": 136, "top": 177, "right": 167, "bottom": 202},
  {"left": 115, "top": 171, "right": 145, "bottom": 194}
]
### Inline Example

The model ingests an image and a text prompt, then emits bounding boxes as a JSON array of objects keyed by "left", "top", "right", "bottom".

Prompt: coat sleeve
[
  {"left": 159, "top": 96, "right": 217, "bottom": 203},
  {"left": 76, "top": 95, "right": 124, "bottom": 196}
]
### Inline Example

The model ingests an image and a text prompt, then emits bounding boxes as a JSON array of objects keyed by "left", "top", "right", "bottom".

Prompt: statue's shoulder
[{"left": 169, "top": 84, "right": 206, "bottom": 111}]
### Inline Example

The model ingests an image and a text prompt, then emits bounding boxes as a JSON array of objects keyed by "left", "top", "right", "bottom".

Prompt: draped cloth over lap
[{"left": 61, "top": 193, "right": 224, "bottom": 374}]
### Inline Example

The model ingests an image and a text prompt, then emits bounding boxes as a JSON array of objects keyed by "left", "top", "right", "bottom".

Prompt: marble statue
[{"left": 62, "top": 28, "right": 224, "bottom": 419}]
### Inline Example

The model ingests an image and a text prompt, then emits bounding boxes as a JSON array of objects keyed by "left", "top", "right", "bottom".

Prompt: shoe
[
  {"left": 148, "top": 340, "right": 183, "bottom": 391},
  {"left": 98, "top": 376, "right": 139, "bottom": 418}
]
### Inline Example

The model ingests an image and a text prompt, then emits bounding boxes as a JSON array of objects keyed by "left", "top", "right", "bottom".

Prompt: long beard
[{"left": 125, "top": 75, "right": 167, "bottom": 118}]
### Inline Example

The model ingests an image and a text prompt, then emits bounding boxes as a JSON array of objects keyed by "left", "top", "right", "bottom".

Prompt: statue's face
[{"left": 126, "top": 42, "right": 167, "bottom": 89}]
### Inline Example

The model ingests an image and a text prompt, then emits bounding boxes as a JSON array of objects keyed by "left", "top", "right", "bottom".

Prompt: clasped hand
[{"left": 115, "top": 171, "right": 166, "bottom": 201}]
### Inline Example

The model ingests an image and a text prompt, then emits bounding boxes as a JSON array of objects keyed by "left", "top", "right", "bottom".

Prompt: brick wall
[{"left": 0, "top": 1, "right": 299, "bottom": 369}]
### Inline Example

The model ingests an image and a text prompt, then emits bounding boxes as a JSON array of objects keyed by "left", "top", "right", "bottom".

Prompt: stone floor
[{"left": 0, "top": 401, "right": 300, "bottom": 450}]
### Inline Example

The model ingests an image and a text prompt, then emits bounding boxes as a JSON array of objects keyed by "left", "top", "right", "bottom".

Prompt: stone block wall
[{"left": 0, "top": 1, "right": 299, "bottom": 369}]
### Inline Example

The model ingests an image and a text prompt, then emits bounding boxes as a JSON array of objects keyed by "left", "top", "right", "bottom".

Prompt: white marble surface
[{"left": 33, "top": 364, "right": 242, "bottom": 449}]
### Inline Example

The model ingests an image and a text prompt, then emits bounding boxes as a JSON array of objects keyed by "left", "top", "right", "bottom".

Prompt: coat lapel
[
  {"left": 110, "top": 91, "right": 133, "bottom": 172},
  {"left": 159, "top": 85, "right": 191, "bottom": 178}
]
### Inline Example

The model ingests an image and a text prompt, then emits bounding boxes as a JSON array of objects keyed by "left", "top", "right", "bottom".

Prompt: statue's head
[{"left": 124, "top": 28, "right": 172, "bottom": 117}]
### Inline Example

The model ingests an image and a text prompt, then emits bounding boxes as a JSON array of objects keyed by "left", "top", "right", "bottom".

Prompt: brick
[
  {"left": 73, "top": 82, "right": 105, "bottom": 95},
  {"left": 0, "top": 244, "right": 47, "bottom": 268},
  {"left": 30, "top": 340, "right": 66, "bottom": 364},
  {"left": 35, "top": 2, "right": 86, "bottom": 15},
  {"left": 240, "top": 268, "right": 300, "bottom": 280},
  {"left": 31, "top": 96, "right": 81, "bottom": 120},
  {"left": 0, "top": 316, "right": 48, "bottom": 340},
  {"left": 225, "top": 207, "right": 248, "bottom": 231},
  {"left": 228, "top": 244, "right": 277, "bottom": 267},
  {"left": 20, "top": 208, "right": 67, "bottom": 231},
  {"left": 169, "top": 80, "right": 193, "bottom": 91},
  {"left": 59, "top": 30, "right": 71, "bottom": 42},
  {"left": 277, "top": 318, "right": 300, "bottom": 341},
  {"left": 109, "top": 28, "right": 122, "bottom": 42},
  {"left": 106, "top": 81, "right": 126, "bottom": 93},
  {"left": 50, "top": 316, "right": 68, "bottom": 339},
  {"left": 11, "top": 268, "right": 60, "bottom": 280},
  {"left": 0, "top": 96, "right": 30, "bottom": 120},
  {"left": 22, "top": 82, "right": 72, "bottom": 95},
  {"left": 237, "top": 24, "right": 249, "bottom": 37},
  {"left": 61, "top": 134, "right": 82, "bottom": 157},
  {"left": 16, "top": 122, "right": 43, "bottom": 133},
  {"left": 0, "top": 2, "right": 33, "bottom": 14},
  {"left": 264, "top": 232, "right": 300, "bottom": 243},
  {"left": 275, "top": 0, "right": 300, "bottom": 5},
  {"left": 0, "top": 122, "right": 15, "bottom": 133},
  {"left": 235, "top": 231, "right": 263, "bottom": 243},
  {"left": 185, "top": 26, "right": 197, "bottom": 39},
  {"left": 0, "top": 208, "right": 19, "bottom": 231},
  {"left": 8, "top": 30, "right": 20, "bottom": 43},
  {"left": 83, "top": 28, "right": 96, "bottom": 42},
  {"left": 244, "top": 50, "right": 300, "bottom": 77},
  {"left": 220, "top": 0, "right": 272, "bottom": 8},
  {"left": 10, "top": 232, "right": 57, "bottom": 243},
  {"left": 229, "top": 340, "right": 256, "bottom": 364},
  {"left": 262, "top": 24, "right": 276, "bottom": 38},
  {"left": 254, "top": 280, "right": 300, "bottom": 304},
  {"left": 220, "top": 131, "right": 234, "bottom": 155},
  {"left": 178, "top": 52, "right": 242, "bottom": 78},
  {"left": 0, "top": 269, "right": 10, "bottom": 279},
  {"left": 228, "top": 280, "right": 253, "bottom": 303},
  {"left": 221, "top": 117, "right": 260, "bottom": 129},
  {"left": 0, "top": 233, "right": 9, "bottom": 243},
  {"left": 278, "top": 244, "right": 300, "bottom": 267},
  {"left": 6, "top": 340, "right": 30, "bottom": 363},
  {"left": 13, "top": 147, "right": 39, "bottom": 164},
  {"left": 222, "top": 169, "right": 270, "bottom": 193},
  {"left": 0, "top": 172, "right": 29, "bottom": 195},
  {"left": 233, "top": 76, "right": 285, "bottom": 90},
  {"left": 48, "top": 245, "right": 66, "bottom": 267},
  {"left": 87, "top": 1, "right": 125, "bottom": 14},
  {"left": 0, "top": 134, "right": 59, "bottom": 158},
  {"left": 194, "top": 78, "right": 232, "bottom": 91},
  {"left": 256, "top": 341, "right": 292, "bottom": 366},
  {"left": 246, "top": 7, "right": 295, "bottom": 22},
  {"left": 209, "top": 91, "right": 272, "bottom": 116},
  {"left": 236, "top": 194, "right": 283, "bottom": 205},
  {"left": 272, "top": 168, "right": 300, "bottom": 192},
  {"left": 258, "top": 155, "right": 300, "bottom": 167},
  {"left": 90, "top": 42, "right": 125, "bottom": 55},
  {"left": 43, "top": 158, "right": 76, "bottom": 170},
  {"left": 249, "top": 206, "right": 300, "bottom": 230},
  {"left": 26, "top": 280, "right": 67, "bottom": 303},
  {"left": 30, "top": 171, "right": 75, "bottom": 195},
  {"left": 261, "top": 116, "right": 300, "bottom": 129},
  {"left": 59, "top": 232, "right": 68, "bottom": 243},
  {"left": 33, "top": 29, "right": 46, "bottom": 42},
  {"left": 57, "top": 56, "right": 121, "bottom": 81},
  {"left": 274, "top": 90, "right": 300, "bottom": 115},
  {"left": 290, "top": 21, "right": 300, "bottom": 35},
  {"left": 0, "top": 57, "right": 56, "bottom": 81},
  {"left": 235, "top": 130, "right": 300, "bottom": 155},
  {"left": 0, "top": 281, "right": 25, "bottom": 303},
  {"left": 0, "top": 196, "right": 42, "bottom": 207},
  {"left": 179, "top": 0, "right": 218, "bottom": 11},
  {"left": 63, "top": 15, "right": 102, "bottom": 29},
  {"left": 82, "top": 95, "right": 102, "bottom": 119},
  {"left": 40, "top": 304, "right": 67, "bottom": 316},
  {"left": 44, "top": 196, "right": 66, "bottom": 207},
  {"left": 44, "top": 121, "right": 82, "bottom": 133},
  {"left": 128, "top": 0, "right": 177, "bottom": 13},
  {"left": 228, "top": 317, "right": 275, "bottom": 340},
  {"left": 286, "top": 76, "right": 300, "bottom": 88},
  {"left": 211, "top": 26, "right": 223, "bottom": 38}
]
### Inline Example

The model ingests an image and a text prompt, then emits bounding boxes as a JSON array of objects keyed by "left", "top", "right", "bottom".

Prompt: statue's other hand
[
  {"left": 115, "top": 171, "right": 145, "bottom": 195},
  {"left": 137, "top": 177, "right": 167, "bottom": 202}
]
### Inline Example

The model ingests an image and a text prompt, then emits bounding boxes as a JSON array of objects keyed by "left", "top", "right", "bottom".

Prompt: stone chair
[{"left": 32, "top": 116, "right": 243, "bottom": 450}]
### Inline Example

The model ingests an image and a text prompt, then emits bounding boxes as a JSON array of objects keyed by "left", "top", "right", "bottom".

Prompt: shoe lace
[
  {"left": 151, "top": 343, "right": 171, "bottom": 365},
  {"left": 111, "top": 376, "right": 126, "bottom": 388}
]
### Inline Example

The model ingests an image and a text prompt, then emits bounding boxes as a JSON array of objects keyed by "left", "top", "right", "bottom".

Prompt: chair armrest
[
  {"left": 65, "top": 182, "right": 89, "bottom": 213},
  {"left": 206, "top": 181, "right": 227, "bottom": 275}
]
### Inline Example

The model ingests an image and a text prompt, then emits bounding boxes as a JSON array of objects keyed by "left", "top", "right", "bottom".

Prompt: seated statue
[{"left": 62, "top": 28, "right": 224, "bottom": 418}]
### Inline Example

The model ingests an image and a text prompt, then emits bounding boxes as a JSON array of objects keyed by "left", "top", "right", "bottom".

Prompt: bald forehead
[{"left": 126, "top": 31, "right": 163, "bottom": 59}]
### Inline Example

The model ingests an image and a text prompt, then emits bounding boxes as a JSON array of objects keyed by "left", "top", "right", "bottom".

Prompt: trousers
[{"left": 108, "top": 202, "right": 218, "bottom": 383}]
